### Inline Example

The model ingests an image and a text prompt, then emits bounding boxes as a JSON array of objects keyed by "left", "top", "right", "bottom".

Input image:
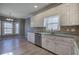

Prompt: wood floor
[{"left": 0, "top": 37, "right": 53, "bottom": 55}]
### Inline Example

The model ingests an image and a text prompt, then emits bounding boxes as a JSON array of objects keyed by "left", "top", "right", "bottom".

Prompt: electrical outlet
[
  {"left": 71, "top": 28, "right": 75, "bottom": 32},
  {"left": 66, "top": 29, "right": 69, "bottom": 31}
]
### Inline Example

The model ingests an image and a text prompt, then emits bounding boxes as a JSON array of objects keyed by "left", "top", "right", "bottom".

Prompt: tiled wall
[
  {"left": 31, "top": 26, "right": 79, "bottom": 35},
  {"left": 32, "top": 27, "right": 46, "bottom": 32},
  {"left": 60, "top": 26, "right": 79, "bottom": 34}
]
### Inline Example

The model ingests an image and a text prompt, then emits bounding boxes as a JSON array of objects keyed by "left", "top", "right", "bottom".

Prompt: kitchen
[
  {"left": 26, "top": 3, "right": 79, "bottom": 55},
  {"left": 0, "top": 3, "right": 79, "bottom": 55}
]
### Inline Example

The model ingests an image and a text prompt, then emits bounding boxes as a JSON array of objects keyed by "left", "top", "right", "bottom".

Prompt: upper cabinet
[
  {"left": 31, "top": 4, "right": 79, "bottom": 27},
  {"left": 31, "top": 13, "right": 44, "bottom": 27},
  {"left": 61, "top": 4, "right": 79, "bottom": 26}
]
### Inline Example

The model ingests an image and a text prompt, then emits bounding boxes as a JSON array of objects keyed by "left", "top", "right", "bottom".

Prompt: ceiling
[{"left": 0, "top": 3, "right": 50, "bottom": 18}]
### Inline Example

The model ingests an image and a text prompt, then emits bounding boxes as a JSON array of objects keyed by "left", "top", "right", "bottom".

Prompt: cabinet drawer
[
  {"left": 55, "top": 40, "right": 74, "bottom": 46},
  {"left": 28, "top": 33, "right": 34, "bottom": 37},
  {"left": 42, "top": 35, "right": 56, "bottom": 41},
  {"left": 55, "top": 36, "right": 74, "bottom": 43},
  {"left": 47, "top": 36, "right": 56, "bottom": 41}
]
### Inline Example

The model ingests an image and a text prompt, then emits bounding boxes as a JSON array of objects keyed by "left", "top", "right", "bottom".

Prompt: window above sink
[{"left": 44, "top": 16, "right": 60, "bottom": 32}]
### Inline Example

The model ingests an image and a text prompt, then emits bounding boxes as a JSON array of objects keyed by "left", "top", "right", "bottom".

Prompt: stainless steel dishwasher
[{"left": 35, "top": 33, "right": 41, "bottom": 47}]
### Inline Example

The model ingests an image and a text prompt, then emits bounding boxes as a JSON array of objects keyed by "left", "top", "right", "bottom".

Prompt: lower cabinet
[
  {"left": 46, "top": 39, "right": 56, "bottom": 53},
  {"left": 42, "top": 35, "right": 56, "bottom": 53},
  {"left": 27, "top": 33, "right": 35, "bottom": 44},
  {"left": 73, "top": 41, "right": 79, "bottom": 55},
  {"left": 55, "top": 41, "right": 73, "bottom": 55},
  {"left": 42, "top": 36, "right": 48, "bottom": 49},
  {"left": 42, "top": 35, "right": 74, "bottom": 55}
]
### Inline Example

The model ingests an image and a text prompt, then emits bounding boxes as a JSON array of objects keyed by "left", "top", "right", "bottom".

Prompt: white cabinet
[
  {"left": 55, "top": 40, "right": 74, "bottom": 55},
  {"left": 73, "top": 41, "right": 79, "bottom": 55},
  {"left": 42, "top": 35, "right": 56, "bottom": 53},
  {"left": 55, "top": 42, "right": 72, "bottom": 55},
  {"left": 46, "top": 39, "right": 56, "bottom": 53},
  {"left": 42, "top": 35, "right": 48, "bottom": 49},
  {"left": 31, "top": 13, "right": 44, "bottom": 27},
  {"left": 27, "top": 32, "right": 35, "bottom": 44},
  {"left": 31, "top": 4, "right": 79, "bottom": 27},
  {"left": 60, "top": 4, "right": 79, "bottom": 26},
  {"left": 42, "top": 35, "right": 74, "bottom": 55}
]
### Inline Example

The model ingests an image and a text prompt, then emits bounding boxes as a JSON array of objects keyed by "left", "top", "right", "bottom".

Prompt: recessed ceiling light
[{"left": 34, "top": 5, "right": 38, "bottom": 8}]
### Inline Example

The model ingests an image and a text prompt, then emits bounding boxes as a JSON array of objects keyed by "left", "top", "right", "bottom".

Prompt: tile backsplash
[
  {"left": 32, "top": 25, "right": 79, "bottom": 35},
  {"left": 60, "top": 25, "right": 79, "bottom": 34},
  {"left": 32, "top": 27, "right": 46, "bottom": 32}
]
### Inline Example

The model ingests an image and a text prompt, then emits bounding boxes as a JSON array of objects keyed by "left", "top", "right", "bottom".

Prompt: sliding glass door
[
  {"left": 3, "top": 21, "right": 13, "bottom": 35},
  {"left": 0, "top": 19, "right": 20, "bottom": 36}
]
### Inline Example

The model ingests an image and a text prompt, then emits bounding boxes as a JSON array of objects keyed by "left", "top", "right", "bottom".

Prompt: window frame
[
  {"left": 44, "top": 16, "right": 60, "bottom": 32},
  {"left": 2, "top": 21, "right": 13, "bottom": 35}
]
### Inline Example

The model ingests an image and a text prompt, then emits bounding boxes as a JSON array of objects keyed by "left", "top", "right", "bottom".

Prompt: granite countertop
[
  {"left": 35, "top": 32, "right": 79, "bottom": 38},
  {"left": 35, "top": 32, "right": 79, "bottom": 47}
]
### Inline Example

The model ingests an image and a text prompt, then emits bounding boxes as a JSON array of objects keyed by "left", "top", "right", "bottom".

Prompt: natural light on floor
[{"left": 1, "top": 52, "right": 13, "bottom": 55}]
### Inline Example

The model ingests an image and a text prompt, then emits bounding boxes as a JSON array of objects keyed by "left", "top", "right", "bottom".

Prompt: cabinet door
[
  {"left": 61, "top": 4, "right": 79, "bottom": 26},
  {"left": 31, "top": 14, "right": 44, "bottom": 27},
  {"left": 55, "top": 41, "right": 73, "bottom": 55},
  {"left": 27, "top": 33, "right": 35, "bottom": 44},
  {"left": 55, "top": 36, "right": 74, "bottom": 45},
  {"left": 42, "top": 35, "right": 56, "bottom": 53},
  {"left": 42, "top": 36, "right": 48, "bottom": 49},
  {"left": 46, "top": 39, "right": 56, "bottom": 53},
  {"left": 31, "top": 16, "right": 37, "bottom": 27}
]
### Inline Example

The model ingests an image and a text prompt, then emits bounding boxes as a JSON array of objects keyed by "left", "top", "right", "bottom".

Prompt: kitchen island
[{"left": 27, "top": 32, "right": 79, "bottom": 55}]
